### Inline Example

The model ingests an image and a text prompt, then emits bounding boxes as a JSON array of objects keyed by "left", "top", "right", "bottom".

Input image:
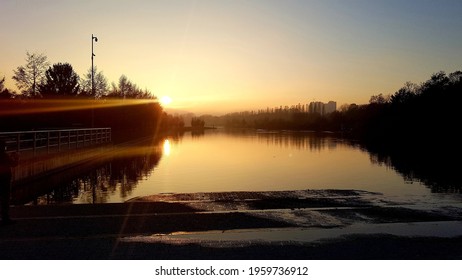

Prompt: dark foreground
[{"left": 1, "top": 189, "right": 461, "bottom": 260}]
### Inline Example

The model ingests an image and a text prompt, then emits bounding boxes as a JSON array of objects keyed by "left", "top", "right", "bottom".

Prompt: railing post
[
  {"left": 33, "top": 132, "right": 37, "bottom": 155},
  {"left": 17, "top": 133, "right": 20, "bottom": 152},
  {"left": 58, "top": 131, "right": 61, "bottom": 152},
  {"left": 47, "top": 131, "right": 50, "bottom": 154}
]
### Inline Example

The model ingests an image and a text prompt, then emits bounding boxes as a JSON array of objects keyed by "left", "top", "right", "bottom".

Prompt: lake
[{"left": 17, "top": 129, "right": 462, "bottom": 206}]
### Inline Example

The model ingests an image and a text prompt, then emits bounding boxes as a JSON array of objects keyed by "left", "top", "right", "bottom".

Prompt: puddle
[{"left": 120, "top": 221, "right": 462, "bottom": 247}]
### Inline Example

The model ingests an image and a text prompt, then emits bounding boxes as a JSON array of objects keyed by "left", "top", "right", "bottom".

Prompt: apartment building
[{"left": 308, "top": 101, "right": 336, "bottom": 115}]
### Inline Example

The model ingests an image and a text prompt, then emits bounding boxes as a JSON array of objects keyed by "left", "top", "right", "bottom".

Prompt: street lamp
[
  {"left": 91, "top": 34, "right": 98, "bottom": 96},
  {"left": 91, "top": 34, "right": 98, "bottom": 128}
]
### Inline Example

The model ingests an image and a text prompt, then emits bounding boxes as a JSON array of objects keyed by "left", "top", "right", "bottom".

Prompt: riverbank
[{"left": 1, "top": 189, "right": 461, "bottom": 259}]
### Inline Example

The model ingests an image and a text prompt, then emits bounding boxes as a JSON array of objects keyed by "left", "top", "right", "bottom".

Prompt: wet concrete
[{"left": 1, "top": 189, "right": 461, "bottom": 259}]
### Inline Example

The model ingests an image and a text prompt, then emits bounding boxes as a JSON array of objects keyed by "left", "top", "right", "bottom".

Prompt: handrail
[
  {"left": 0, "top": 127, "right": 111, "bottom": 155},
  {"left": 0, "top": 127, "right": 110, "bottom": 135}
]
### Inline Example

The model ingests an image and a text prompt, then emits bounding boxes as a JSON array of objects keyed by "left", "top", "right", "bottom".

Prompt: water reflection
[
  {"left": 14, "top": 137, "right": 163, "bottom": 205},
  {"left": 364, "top": 142, "right": 461, "bottom": 193},
  {"left": 12, "top": 130, "right": 462, "bottom": 205},
  {"left": 191, "top": 130, "right": 205, "bottom": 138},
  {"left": 221, "top": 130, "right": 461, "bottom": 194},
  {"left": 224, "top": 129, "right": 344, "bottom": 151},
  {"left": 255, "top": 132, "right": 340, "bottom": 151},
  {"left": 251, "top": 131, "right": 461, "bottom": 193},
  {"left": 163, "top": 139, "right": 171, "bottom": 156}
]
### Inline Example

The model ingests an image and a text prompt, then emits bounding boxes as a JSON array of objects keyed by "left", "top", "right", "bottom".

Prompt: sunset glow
[{"left": 1, "top": 1, "right": 462, "bottom": 114}]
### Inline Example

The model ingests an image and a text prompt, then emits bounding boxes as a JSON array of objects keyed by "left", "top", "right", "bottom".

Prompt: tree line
[
  {"left": 216, "top": 70, "right": 461, "bottom": 145},
  {"left": 350, "top": 70, "right": 461, "bottom": 145},
  {"left": 0, "top": 52, "right": 172, "bottom": 142},
  {"left": 1, "top": 52, "right": 155, "bottom": 100}
]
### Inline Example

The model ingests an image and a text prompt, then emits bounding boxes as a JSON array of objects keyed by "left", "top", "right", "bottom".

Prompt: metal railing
[{"left": 0, "top": 128, "right": 111, "bottom": 155}]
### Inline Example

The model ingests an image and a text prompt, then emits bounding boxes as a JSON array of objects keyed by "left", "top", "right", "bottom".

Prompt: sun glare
[
  {"left": 163, "top": 139, "right": 171, "bottom": 156},
  {"left": 160, "top": 96, "right": 172, "bottom": 106}
]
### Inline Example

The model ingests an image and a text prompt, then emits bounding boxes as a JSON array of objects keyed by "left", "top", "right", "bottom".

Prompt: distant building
[
  {"left": 308, "top": 102, "right": 325, "bottom": 115},
  {"left": 324, "top": 101, "right": 336, "bottom": 114},
  {"left": 308, "top": 101, "right": 336, "bottom": 115}
]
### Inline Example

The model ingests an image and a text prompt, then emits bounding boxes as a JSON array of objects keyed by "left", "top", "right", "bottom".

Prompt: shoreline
[{"left": 1, "top": 189, "right": 462, "bottom": 259}]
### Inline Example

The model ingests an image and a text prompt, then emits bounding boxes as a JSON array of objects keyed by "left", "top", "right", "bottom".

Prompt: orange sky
[{"left": 1, "top": 0, "right": 462, "bottom": 114}]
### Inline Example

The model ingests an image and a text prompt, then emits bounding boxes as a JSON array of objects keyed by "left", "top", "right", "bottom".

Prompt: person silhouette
[{"left": 0, "top": 139, "right": 18, "bottom": 225}]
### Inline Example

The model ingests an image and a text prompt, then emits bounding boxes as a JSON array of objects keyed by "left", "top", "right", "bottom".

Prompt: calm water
[{"left": 18, "top": 129, "right": 462, "bottom": 206}]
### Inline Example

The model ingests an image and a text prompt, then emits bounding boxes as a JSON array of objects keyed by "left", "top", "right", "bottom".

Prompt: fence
[{"left": 0, "top": 128, "right": 111, "bottom": 156}]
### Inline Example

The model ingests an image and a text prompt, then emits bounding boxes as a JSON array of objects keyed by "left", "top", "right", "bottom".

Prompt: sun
[{"left": 160, "top": 96, "right": 172, "bottom": 106}]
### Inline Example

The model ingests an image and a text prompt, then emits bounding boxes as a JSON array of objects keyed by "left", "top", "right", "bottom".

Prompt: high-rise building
[
  {"left": 324, "top": 101, "right": 337, "bottom": 114},
  {"left": 308, "top": 101, "right": 336, "bottom": 115},
  {"left": 308, "top": 102, "right": 325, "bottom": 115}
]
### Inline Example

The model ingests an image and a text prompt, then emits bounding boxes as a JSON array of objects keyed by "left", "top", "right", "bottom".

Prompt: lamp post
[
  {"left": 91, "top": 34, "right": 98, "bottom": 97},
  {"left": 91, "top": 34, "right": 98, "bottom": 128}
]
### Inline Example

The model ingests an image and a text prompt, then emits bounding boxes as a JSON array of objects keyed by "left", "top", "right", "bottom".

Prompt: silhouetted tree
[
  {"left": 448, "top": 70, "right": 462, "bottom": 84},
  {"left": 390, "top": 87, "right": 415, "bottom": 105},
  {"left": 369, "top": 93, "right": 390, "bottom": 104},
  {"left": 160, "top": 112, "right": 185, "bottom": 132},
  {"left": 117, "top": 75, "right": 133, "bottom": 98},
  {"left": 107, "top": 74, "right": 156, "bottom": 99},
  {"left": 0, "top": 77, "right": 13, "bottom": 99},
  {"left": 0, "top": 77, "right": 4, "bottom": 92},
  {"left": 12, "top": 52, "right": 49, "bottom": 97},
  {"left": 80, "top": 66, "right": 109, "bottom": 98},
  {"left": 39, "top": 63, "right": 80, "bottom": 96},
  {"left": 338, "top": 103, "right": 351, "bottom": 112},
  {"left": 191, "top": 117, "right": 205, "bottom": 129},
  {"left": 421, "top": 71, "right": 449, "bottom": 94}
]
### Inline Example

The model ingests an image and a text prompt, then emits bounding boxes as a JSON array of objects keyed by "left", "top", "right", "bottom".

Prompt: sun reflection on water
[{"left": 163, "top": 139, "right": 171, "bottom": 156}]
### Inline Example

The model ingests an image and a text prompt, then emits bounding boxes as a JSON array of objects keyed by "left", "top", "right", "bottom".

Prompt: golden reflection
[{"left": 163, "top": 139, "right": 171, "bottom": 156}]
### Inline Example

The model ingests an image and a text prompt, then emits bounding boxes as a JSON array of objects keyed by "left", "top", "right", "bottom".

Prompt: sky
[{"left": 1, "top": 0, "right": 462, "bottom": 114}]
